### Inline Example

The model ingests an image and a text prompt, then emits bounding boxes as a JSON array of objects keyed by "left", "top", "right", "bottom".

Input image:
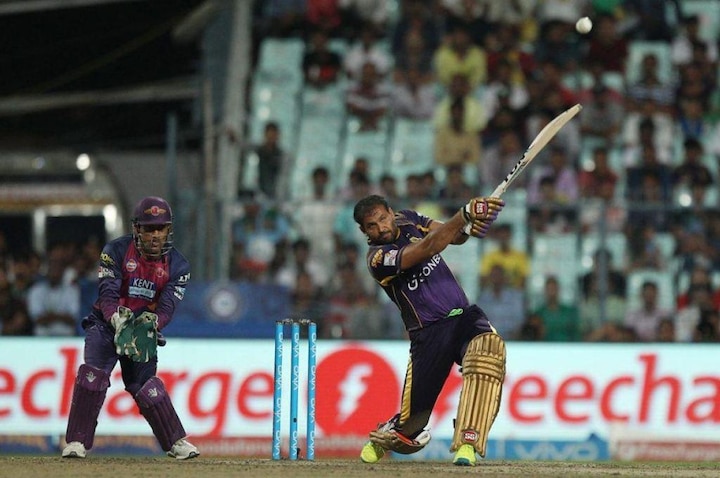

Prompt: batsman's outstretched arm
[{"left": 401, "top": 197, "right": 504, "bottom": 269}]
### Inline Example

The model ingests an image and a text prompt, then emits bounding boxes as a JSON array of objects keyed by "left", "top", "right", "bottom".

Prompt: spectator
[
  {"left": 621, "top": 0, "right": 682, "bottom": 42},
  {"left": 481, "top": 129, "right": 525, "bottom": 190},
  {"left": 479, "top": 223, "right": 529, "bottom": 289},
  {"left": 289, "top": 270, "right": 328, "bottom": 332},
  {"left": 477, "top": 264, "right": 526, "bottom": 340},
  {"left": 10, "top": 250, "right": 39, "bottom": 301},
  {"left": 306, "top": 0, "right": 342, "bottom": 37},
  {"left": 677, "top": 97, "right": 712, "bottom": 141},
  {"left": 624, "top": 280, "right": 674, "bottom": 341},
  {"left": 535, "top": 0, "right": 591, "bottom": 31},
  {"left": 302, "top": 29, "right": 343, "bottom": 89},
  {"left": 675, "top": 61, "right": 714, "bottom": 107},
  {"left": 527, "top": 146, "right": 580, "bottom": 206},
  {"left": 253, "top": 0, "right": 307, "bottom": 39},
  {"left": 579, "top": 272, "right": 628, "bottom": 341},
  {"left": 392, "top": 29, "right": 435, "bottom": 85},
  {"left": 345, "top": 62, "right": 391, "bottom": 131},
  {"left": 676, "top": 265, "right": 720, "bottom": 311},
  {"left": 333, "top": 171, "right": 374, "bottom": 253},
  {"left": 531, "top": 275, "right": 580, "bottom": 341},
  {"left": 625, "top": 53, "right": 676, "bottom": 113},
  {"left": 343, "top": 24, "right": 392, "bottom": 80},
  {"left": 433, "top": 73, "right": 487, "bottom": 140},
  {"left": 0, "top": 265, "right": 32, "bottom": 335},
  {"left": 378, "top": 174, "right": 400, "bottom": 202},
  {"left": 484, "top": 23, "right": 536, "bottom": 82},
  {"left": 578, "top": 146, "right": 620, "bottom": 200},
  {"left": 244, "top": 121, "right": 289, "bottom": 200},
  {"left": 391, "top": 67, "right": 437, "bottom": 120},
  {"left": 391, "top": 0, "right": 440, "bottom": 61},
  {"left": 533, "top": 20, "right": 582, "bottom": 70},
  {"left": 579, "top": 176, "right": 628, "bottom": 235},
  {"left": 295, "top": 166, "right": 339, "bottom": 277},
  {"left": 626, "top": 144, "right": 672, "bottom": 203},
  {"left": 481, "top": 57, "right": 530, "bottom": 120},
  {"left": 439, "top": 0, "right": 492, "bottom": 46},
  {"left": 628, "top": 224, "right": 667, "bottom": 271},
  {"left": 433, "top": 97, "right": 481, "bottom": 169},
  {"left": 579, "top": 83, "right": 624, "bottom": 144},
  {"left": 656, "top": 317, "right": 676, "bottom": 342},
  {"left": 693, "top": 309, "right": 720, "bottom": 343},
  {"left": 437, "top": 164, "right": 474, "bottom": 217},
  {"left": 583, "top": 13, "right": 628, "bottom": 74},
  {"left": 671, "top": 138, "right": 713, "bottom": 195},
  {"left": 621, "top": 106, "right": 675, "bottom": 166},
  {"left": 671, "top": 15, "right": 718, "bottom": 66},
  {"left": 26, "top": 247, "right": 80, "bottom": 336},
  {"left": 323, "top": 261, "right": 373, "bottom": 338},
  {"left": 433, "top": 25, "right": 487, "bottom": 90},
  {"left": 675, "top": 283, "right": 717, "bottom": 342},
  {"left": 232, "top": 197, "right": 291, "bottom": 277},
  {"left": 275, "top": 237, "right": 330, "bottom": 291},
  {"left": 339, "top": 0, "right": 390, "bottom": 39}
]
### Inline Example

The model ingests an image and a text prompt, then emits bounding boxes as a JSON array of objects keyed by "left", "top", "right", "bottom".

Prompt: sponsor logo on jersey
[
  {"left": 98, "top": 266, "right": 114, "bottom": 279},
  {"left": 370, "top": 249, "right": 383, "bottom": 268},
  {"left": 178, "top": 273, "right": 190, "bottom": 285},
  {"left": 174, "top": 286, "right": 186, "bottom": 300},
  {"left": 383, "top": 249, "right": 398, "bottom": 266},
  {"left": 126, "top": 259, "right": 138, "bottom": 272},
  {"left": 128, "top": 277, "right": 156, "bottom": 300},
  {"left": 100, "top": 252, "right": 115, "bottom": 266}
]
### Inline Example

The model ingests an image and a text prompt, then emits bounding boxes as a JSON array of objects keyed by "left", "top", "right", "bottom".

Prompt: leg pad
[
  {"left": 450, "top": 333, "right": 506, "bottom": 457},
  {"left": 135, "top": 376, "right": 186, "bottom": 451},
  {"left": 65, "top": 364, "right": 110, "bottom": 450}
]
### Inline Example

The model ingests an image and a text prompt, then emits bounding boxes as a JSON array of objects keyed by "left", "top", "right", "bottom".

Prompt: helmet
[{"left": 131, "top": 196, "right": 174, "bottom": 257}]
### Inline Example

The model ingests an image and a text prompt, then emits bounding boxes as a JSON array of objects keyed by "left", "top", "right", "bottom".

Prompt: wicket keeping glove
[
  {"left": 111, "top": 306, "right": 136, "bottom": 357},
  {"left": 129, "top": 312, "right": 159, "bottom": 363}
]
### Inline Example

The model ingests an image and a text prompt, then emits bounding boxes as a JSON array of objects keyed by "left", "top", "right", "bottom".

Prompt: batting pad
[
  {"left": 65, "top": 364, "right": 110, "bottom": 450},
  {"left": 450, "top": 333, "right": 506, "bottom": 456},
  {"left": 135, "top": 376, "right": 186, "bottom": 451}
]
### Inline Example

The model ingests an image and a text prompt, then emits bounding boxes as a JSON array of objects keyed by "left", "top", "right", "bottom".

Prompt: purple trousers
[{"left": 84, "top": 317, "right": 157, "bottom": 395}]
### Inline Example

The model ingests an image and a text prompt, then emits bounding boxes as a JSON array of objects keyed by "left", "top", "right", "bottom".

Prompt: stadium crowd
[{"left": 3, "top": 0, "right": 720, "bottom": 344}]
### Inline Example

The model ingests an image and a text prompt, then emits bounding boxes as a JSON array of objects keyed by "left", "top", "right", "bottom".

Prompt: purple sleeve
[
  {"left": 155, "top": 251, "right": 190, "bottom": 330},
  {"left": 96, "top": 240, "right": 126, "bottom": 322}
]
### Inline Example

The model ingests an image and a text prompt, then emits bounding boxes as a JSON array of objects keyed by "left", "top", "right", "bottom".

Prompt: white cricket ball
[{"left": 576, "top": 16, "right": 592, "bottom": 34}]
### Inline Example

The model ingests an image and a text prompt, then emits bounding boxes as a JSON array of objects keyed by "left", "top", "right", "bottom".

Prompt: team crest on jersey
[
  {"left": 126, "top": 259, "right": 138, "bottom": 272},
  {"left": 155, "top": 267, "right": 165, "bottom": 278},
  {"left": 383, "top": 249, "right": 398, "bottom": 266},
  {"left": 370, "top": 249, "right": 383, "bottom": 268}
]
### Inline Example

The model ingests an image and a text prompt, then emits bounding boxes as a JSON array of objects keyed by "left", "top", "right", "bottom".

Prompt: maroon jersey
[
  {"left": 88, "top": 234, "right": 190, "bottom": 330},
  {"left": 366, "top": 209, "right": 469, "bottom": 331}
]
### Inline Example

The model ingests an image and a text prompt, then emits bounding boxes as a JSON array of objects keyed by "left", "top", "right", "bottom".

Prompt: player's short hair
[{"left": 353, "top": 195, "right": 389, "bottom": 225}]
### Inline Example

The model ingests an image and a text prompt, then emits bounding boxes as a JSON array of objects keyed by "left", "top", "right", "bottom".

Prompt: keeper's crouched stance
[
  {"left": 62, "top": 196, "right": 198, "bottom": 460},
  {"left": 353, "top": 194, "right": 506, "bottom": 466}
]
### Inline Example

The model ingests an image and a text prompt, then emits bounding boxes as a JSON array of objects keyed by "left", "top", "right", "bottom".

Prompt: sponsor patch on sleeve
[
  {"left": 383, "top": 249, "right": 398, "bottom": 266},
  {"left": 370, "top": 249, "right": 383, "bottom": 268}
]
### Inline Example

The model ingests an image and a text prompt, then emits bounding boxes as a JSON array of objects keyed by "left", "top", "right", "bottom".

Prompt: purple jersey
[
  {"left": 88, "top": 234, "right": 190, "bottom": 330},
  {"left": 366, "top": 209, "right": 469, "bottom": 331}
]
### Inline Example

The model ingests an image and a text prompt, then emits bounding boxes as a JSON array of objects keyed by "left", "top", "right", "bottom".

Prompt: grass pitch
[{"left": 2, "top": 456, "right": 720, "bottom": 478}]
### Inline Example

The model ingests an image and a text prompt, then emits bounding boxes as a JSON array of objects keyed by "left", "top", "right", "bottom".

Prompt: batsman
[
  {"left": 62, "top": 196, "right": 199, "bottom": 460},
  {"left": 353, "top": 194, "right": 506, "bottom": 466}
]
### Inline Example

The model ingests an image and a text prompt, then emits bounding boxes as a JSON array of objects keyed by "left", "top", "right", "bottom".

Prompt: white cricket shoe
[
  {"left": 62, "top": 441, "right": 87, "bottom": 458},
  {"left": 167, "top": 438, "right": 200, "bottom": 460}
]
